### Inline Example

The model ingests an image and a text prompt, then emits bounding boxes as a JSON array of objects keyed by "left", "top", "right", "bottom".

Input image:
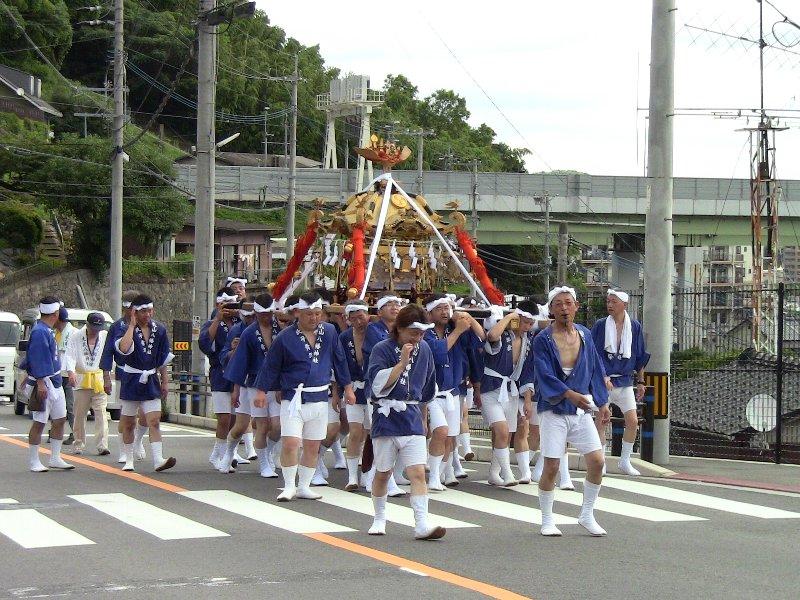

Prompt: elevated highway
[{"left": 174, "top": 166, "right": 800, "bottom": 247}]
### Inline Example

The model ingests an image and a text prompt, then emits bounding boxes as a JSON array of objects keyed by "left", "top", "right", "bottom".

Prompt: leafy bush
[
  {"left": 122, "top": 252, "right": 194, "bottom": 281},
  {"left": 0, "top": 201, "right": 43, "bottom": 249}
]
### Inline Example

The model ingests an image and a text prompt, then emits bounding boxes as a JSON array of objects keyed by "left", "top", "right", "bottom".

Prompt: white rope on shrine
[
  {"left": 279, "top": 253, "right": 319, "bottom": 305},
  {"left": 360, "top": 172, "right": 395, "bottom": 300}
]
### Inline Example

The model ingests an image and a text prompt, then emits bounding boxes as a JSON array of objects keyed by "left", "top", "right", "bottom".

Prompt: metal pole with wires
[
  {"left": 287, "top": 53, "right": 298, "bottom": 261},
  {"left": 109, "top": 0, "right": 124, "bottom": 318},
  {"left": 535, "top": 193, "right": 551, "bottom": 293}
]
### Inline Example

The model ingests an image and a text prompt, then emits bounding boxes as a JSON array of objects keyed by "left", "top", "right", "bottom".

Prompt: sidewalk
[{"left": 664, "top": 455, "right": 800, "bottom": 493}]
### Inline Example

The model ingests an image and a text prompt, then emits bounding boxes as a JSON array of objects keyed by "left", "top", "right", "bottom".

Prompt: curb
[
  {"left": 469, "top": 444, "right": 676, "bottom": 477},
  {"left": 666, "top": 472, "right": 800, "bottom": 494}
]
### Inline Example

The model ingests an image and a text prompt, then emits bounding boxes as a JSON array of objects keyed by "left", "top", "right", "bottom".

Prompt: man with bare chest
[{"left": 532, "top": 286, "right": 610, "bottom": 537}]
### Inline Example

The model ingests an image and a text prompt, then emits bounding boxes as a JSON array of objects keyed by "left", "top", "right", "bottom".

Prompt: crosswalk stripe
[
  {"left": 181, "top": 489, "right": 355, "bottom": 534},
  {"left": 423, "top": 488, "right": 577, "bottom": 525},
  {"left": 0, "top": 508, "right": 94, "bottom": 548},
  {"left": 70, "top": 493, "right": 229, "bottom": 540},
  {"left": 0, "top": 498, "right": 19, "bottom": 504},
  {"left": 314, "top": 487, "right": 479, "bottom": 530},
  {"left": 498, "top": 482, "right": 707, "bottom": 522},
  {"left": 595, "top": 477, "right": 800, "bottom": 519}
]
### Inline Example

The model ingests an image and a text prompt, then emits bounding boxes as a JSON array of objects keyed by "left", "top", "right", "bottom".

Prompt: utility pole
[
  {"left": 287, "top": 53, "right": 298, "bottom": 261},
  {"left": 109, "top": 0, "right": 124, "bottom": 318},
  {"left": 535, "top": 193, "right": 552, "bottom": 293},
  {"left": 643, "top": 0, "right": 675, "bottom": 465},
  {"left": 557, "top": 221, "right": 569, "bottom": 284},
  {"left": 192, "top": 0, "right": 218, "bottom": 375},
  {"left": 470, "top": 159, "right": 480, "bottom": 239},
  {"left": 262, "top": 106, "right": 269, "bottom": 166}
]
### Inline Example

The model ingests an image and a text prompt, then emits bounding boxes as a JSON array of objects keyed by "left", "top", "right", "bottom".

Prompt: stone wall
[{"left": 0, "top": 268, "right": 194, "bottom": 326}]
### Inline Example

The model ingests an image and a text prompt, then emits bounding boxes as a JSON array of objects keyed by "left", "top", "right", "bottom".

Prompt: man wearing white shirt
[
  {"left": 65, "top": 312, "right": 110, "bottom": 455},
  {"left": 53, "top": 307, "right": 76, "bottom": 445}
]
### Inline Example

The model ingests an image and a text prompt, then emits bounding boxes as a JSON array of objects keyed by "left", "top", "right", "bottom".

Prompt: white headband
[
  {"left": 407, "top": 321, "right": 434, "bottom": 331},
  {"left": 547, "top": 286, "right": 577, "bottom": 306},
  {"left": 376, "top": 295, "right": 403, "bottom": 310},
  {"left": 39, "top": 302, "right": 60, "bottom": 315},
  {"left": 295, "top": 298, "right": 324, "bottom": 310},
  {"left": 216, "top": 293, "right": 238, "bottom": 304},
  {"left": 239, "top": 309, "right": 254, "bottom": 317},
  {"left": 225, "top": 277, "right": 247, "bottom": 287},
  {"left": 425, "top": 297, "right": 452, "bottom": 313},
  {"left": 607, "top": 289, "right": 630, "bottom": 303},
  {"left": 133, "top": 303, "right": 154, "bottom": 311},
  {"left": 253, "top": 301, "right": 276, "bottom": 313},
  {"left": 345, "top": 304, "right": 369, "bottom": 316},
  {"left": 515, "top": 308, "right": 535, "bottom": 320},
  {"left": 122, "top": 301, "right": 132, "bottom": 308},
  {"left": 484, "top": 305, "right": 506, "bottom": 330},
  {"left": 536, "top": 303, "right": 551, "bottom": 320}
]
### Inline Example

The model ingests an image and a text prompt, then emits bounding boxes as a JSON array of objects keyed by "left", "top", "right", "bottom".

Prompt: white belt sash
[
  {"left": 483, "top": 368, "right": 519, "bottom": 403},
  {"left": 375, "top": 398, "right": 419, "bottom": 417},
  {"left": 434, "top": 388, "right": 458, "bottom": 411},
  {"left": 576, "top": 394, "right": 599, "bottom": 416},
  {"left": 122, "top": 364, "right": 157, "bottom": 384},
  {"left": 288, "top": 383, "right": 330, "bottom": 417},
  {"left": 351, "top": 380, "right": 366, "bottom": 390}
]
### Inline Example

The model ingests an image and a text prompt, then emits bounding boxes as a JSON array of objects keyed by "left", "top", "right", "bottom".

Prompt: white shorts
[
  {"left": 121, "top": 398, "right": 161, "bottom": 417},
  {"left": 539, "top": 410, "right": 603, "bottom": 458},
  {"left": 372, "top": 435, "right": 428, "bottom": 472},
  {"left": 609, "top": 386, "right": 637, "bottom": 413},
  {"left": 327, "top": 400, "right": 340, "bottom": 424},
  {"left": 235, "top": 387, "right": 270, "bottom": 418},
  {"left": 31, "top": 385, "right": 67, "bottom": 424},
  {"left": 345, "top": 403, "right": 371, "bottom": 428},
  {"left": 528, "top": 402, "right": 539, "bottom": 426},
  {"left": 481, "top": 388, "right": 520, "bottom": 432},
  {"left": 428, "top": 396, "right": 461, "bottom": 436},
  {"left": 212, "top": 391, "right": 232, "bottom": 414},
  {"left": 280, "top": 400, "right": 328, "bottom": 441}
]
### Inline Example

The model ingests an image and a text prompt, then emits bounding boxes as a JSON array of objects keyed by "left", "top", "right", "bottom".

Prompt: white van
[
  {"left": 0, "top": 311, "right": 22, "bottom": 401},
  {"left": 14, "top": 308, "right": 119, "bottom": 419}
]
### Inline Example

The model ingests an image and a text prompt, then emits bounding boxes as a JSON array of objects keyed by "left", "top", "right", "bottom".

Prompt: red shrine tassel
[
  {"left": 272, "top": 220, "right": 319, "bottom": 300},
  {"left": 348, "top": 223, "right": 366, "bottom": 294},
  {"left": 454, "top": 227, "right": 505, "bottom": 305}
]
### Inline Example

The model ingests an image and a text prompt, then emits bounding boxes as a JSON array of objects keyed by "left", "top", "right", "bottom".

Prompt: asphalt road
[{"left": 1, "top": 405, "right": 799, "bottom": 600}]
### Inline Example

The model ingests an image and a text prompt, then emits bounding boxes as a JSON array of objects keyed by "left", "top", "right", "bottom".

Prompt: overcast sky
[{"left": 259, "top": 0, "right": 800, "bottom": 180}]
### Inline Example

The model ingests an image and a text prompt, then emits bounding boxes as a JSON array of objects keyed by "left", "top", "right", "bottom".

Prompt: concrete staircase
[{"left": 38, "top": 221, "right": 64, "bottom": 261}]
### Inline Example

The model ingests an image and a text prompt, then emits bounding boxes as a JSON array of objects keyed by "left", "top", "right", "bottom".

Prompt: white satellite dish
[{"left": 745, "top": 394, "right": 777, "bottom": 432}]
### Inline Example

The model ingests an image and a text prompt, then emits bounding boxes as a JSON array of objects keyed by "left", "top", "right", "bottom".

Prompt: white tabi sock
[
  {"left": 150, "top": 441, "right": 165, "bottom": 467},
  {"left": 452, "top": 451, "right": 466, "bottom": 477},
  {"left": 578, "top": 481, "right": 606, "bottom": 536},
  {"left": 515, "top": 450, "right": 531, "bottom": 481},
  {"left": 282, "top": 464, "right": 298, "bottom": 489},
  {"left": 51, "top": 438, "right": 63, "bottom": 461},
  {"left": 122, "top": 443, "right": 135, "bottom": 471},
  {"left": 538, "top": 489, "right": 561, "bottom": 536},
  {"left": 209, "top": 440, "right": 223, "bottom": 463},
  {"left": 331, "top": 439, "right": 345, "bottom": 465},
  {"left": 442, "top": 457, "right": 457, "bottom": 485},
  {"left": 393, "top": 461, "right": 410, "bottom": 485},
  {"left": 297, "top": 464, "right": 322, "bottom": 499},
  {"left": 410, "top": 494, "right": 429, "bottom": 532},
  {"left": 243, "top": 432, "right": 256, "bottom": 458},
  {"left": 255, "top": 447, "right": 266, "bottom": 465},
  {"left": 559, "top": 453, "right": 574, "bottom": 489},
  {"left": 266, "top": 438, "right": 277, "bottom": 467},
  {"left": 134, "top": 424, "right": 147, "bottom": 450},
  {"left": 223, "top": 434, "right": 241, "bottom": 463},
  {"left": 346, "top": 456, "right": 360, "bottom": 486},
  {"left": 621, "top": 440, "right": 634, "bottom": 463},
  {"left": 458, "top": 432, "right": 473, "bottom": 456},
  {"left": 363, "top": 465, "right": 376, "bottom": 491},
  {"left": 494, "top": 448, "right": 516, "bottom": 484},
  {"left": 29, "top": 444, "right": 46, "bottom": 471},
  {"left": 532, "top": 451, "right": 544, "bottom": 482},
  {"left": 427, "top": 454, "right": 444, "bottom": 489},
  {"left": 369, "top": 494, "right": 388, "bottom": 535},
  {"left": 619, "top": 441, "right": 641, "bottom": 475}
]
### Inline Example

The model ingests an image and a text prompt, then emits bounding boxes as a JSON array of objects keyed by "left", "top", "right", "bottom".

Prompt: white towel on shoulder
[{"left": 604, "top": 313, "right": 632, "bottom": 359}]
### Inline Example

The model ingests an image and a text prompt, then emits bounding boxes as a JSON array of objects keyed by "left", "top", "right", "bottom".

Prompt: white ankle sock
[
  {"left": 539, "top": 489, "right": 555, "bottom": 527},
  {"left": 581, "top": 480, "right": 602, "bottom": 519},
  {"left": 621, "top": 440, "right": 635, "bottom": 463}
]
